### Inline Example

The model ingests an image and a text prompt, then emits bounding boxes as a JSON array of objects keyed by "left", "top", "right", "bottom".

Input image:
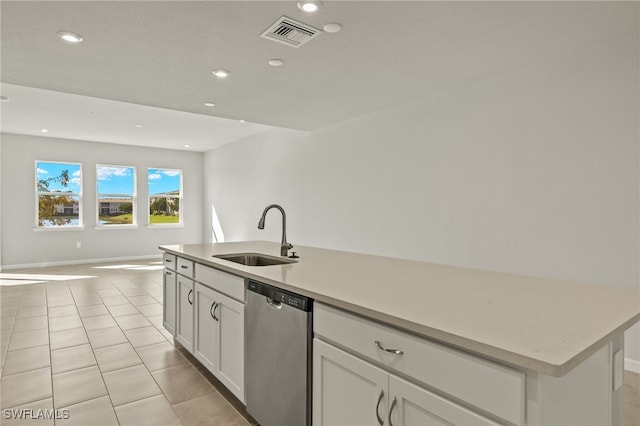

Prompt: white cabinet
[
  {"left": 162, "top": 269, "right": 176, "bottom": 336},
  {"left": 162, "top": 252, "right": 178, "bottom": 337},
  {"left": 388, "top": 374, "right": 498, "bottom": 426},
  {"left": 313, "top": 338, "right": 387, "bottom": 426},
  {"left": 314, "top": 339, "right": 498, "bottom": 426},
  {"left": 313, "top": 303, "right": 521, "bottom": 426},
  {"left": 162, "top": 252, "right": 177, "bottom": 270},
  {"left": 176, "top": 275, "right": 194, "bottom": 352},
  {"left": 194, "top": 282, "right": 245, "bottom": 403},
  {"left": 162, "top": 251, "right": 246, "bottom": 402},
  {"left": 194, "top": 283, "right": 218, "bottom": 371}
]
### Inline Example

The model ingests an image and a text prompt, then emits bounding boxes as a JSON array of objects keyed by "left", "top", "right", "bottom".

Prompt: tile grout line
[
  {"left": 47, "top": 280, "right": 55, "bottom": 420},
  {"left": 57, "top": 280, "right": 121, "bottom": 425},
  {"left": 174, "top": 346, "right": 251, "bottom": 425},
  {"left": 93, "top": 283, "right": 180, "bottom": 425},
  {"left": 1, "top": 264, "right": 247, "bottom": 425}
]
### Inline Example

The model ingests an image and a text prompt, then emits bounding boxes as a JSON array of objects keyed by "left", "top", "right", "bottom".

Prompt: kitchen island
[{"left": 160, "top": 241, "right": 639, "bottom": 426}]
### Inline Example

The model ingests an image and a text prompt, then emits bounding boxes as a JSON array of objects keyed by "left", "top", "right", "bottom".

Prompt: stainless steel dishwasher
[{"left": 246, "top": 279, "right": 312, "bottom": 426}]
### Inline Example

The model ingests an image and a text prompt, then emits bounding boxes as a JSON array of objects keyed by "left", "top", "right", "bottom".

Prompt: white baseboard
[
  {"left": 626, "top": 357, "right": 640, "bottom": 373},
  {"left": 1, "top": 254, "right": 162, "bottom": 270}
]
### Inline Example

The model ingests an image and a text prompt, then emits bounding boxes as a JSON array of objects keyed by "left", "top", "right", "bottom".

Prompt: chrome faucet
[{"left": 258, "top": 204, "right": 293, "bottom": 257}]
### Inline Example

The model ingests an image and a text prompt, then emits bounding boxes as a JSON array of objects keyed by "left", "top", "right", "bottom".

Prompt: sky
[
  {"left": 148, "top": 168, "right": 181, "bottom": 195},
  {"left": 36, "top": 162, "right": 81, "bottom": 193},
  {"left": 37, "top": 162, "right": 181, "bottom": 195}
]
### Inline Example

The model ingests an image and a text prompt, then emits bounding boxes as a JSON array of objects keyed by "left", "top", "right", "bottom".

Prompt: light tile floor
[{"left": 0, "top": 260, "right": 254, "bottom": 426}]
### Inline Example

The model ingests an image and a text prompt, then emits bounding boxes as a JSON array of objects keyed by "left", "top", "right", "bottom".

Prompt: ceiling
[{"left": 1, "top": 1, "right": 638, "bottom": 152}]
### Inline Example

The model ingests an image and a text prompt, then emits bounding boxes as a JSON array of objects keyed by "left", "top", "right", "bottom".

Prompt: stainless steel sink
[{"left": 212, "top": 253, "right": 297, "bottom": 266}]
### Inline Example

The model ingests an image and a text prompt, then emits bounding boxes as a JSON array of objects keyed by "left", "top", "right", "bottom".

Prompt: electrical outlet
[{"left": 76, "top": 241, "right": 82, "bottom": 249}]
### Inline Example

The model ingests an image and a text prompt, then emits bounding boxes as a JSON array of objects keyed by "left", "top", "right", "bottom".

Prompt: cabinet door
[
  {"left": 162, "top": 269, "right": 177, "bottom": 336},
  {"left": 176, "top": 275, "right": 194, "bottom": 352},
  {"left": 215, "top": 290, "right": 245, "bottom": 403},
  {"left": 194, "top": 283, "right": 219, "bottom": 373},
  {"left": 388, "top": 375, "right": 498, "bottom": 426},
  {"left": 193, "top": 284, "right": 245, "bottom": 403},
  {"left": 313, "top": 338, "right": 388, "bottom": 426}
]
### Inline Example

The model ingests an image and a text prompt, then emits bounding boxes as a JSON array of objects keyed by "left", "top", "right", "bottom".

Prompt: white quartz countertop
[{"left": 160, "top": 241, "right": 640, "bottom": 376}]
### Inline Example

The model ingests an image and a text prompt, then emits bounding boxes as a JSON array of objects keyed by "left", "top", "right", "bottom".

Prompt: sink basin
[{"left": 213, "top": 253, "right": 297, "bottom": 266}]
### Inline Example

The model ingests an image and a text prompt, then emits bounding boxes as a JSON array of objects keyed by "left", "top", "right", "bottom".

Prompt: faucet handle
[{"left": 288, "top": 251, "right": 300, "bottom": 259}]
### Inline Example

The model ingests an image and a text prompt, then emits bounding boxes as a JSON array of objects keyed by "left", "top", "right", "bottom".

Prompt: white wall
[
  {"left": 0, "top": 137, "right": 3, "bottom": 270},
  {"left": 1, "top": 134, "right": 204, "bottom": 267},
  {"left": 204, "top": 37, "right": 640, "bottom": 364}
]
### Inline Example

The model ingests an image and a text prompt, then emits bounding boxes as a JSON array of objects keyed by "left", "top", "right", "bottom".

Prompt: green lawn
[
  {"left": 98, "top": 214, "right": 180, "bottom": 224},
  {"left": 149, "top": 214, "right": 180, "bottom": 224},
  {"left": 99, "top": 214, "right": 133, "bottom": 225}
]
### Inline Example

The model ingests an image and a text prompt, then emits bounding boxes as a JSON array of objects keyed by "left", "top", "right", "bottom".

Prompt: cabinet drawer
[
  {"left": 163, "top": 253, "right": 177, "bottom": 270},
  {"left": 195, "top": 264, "right": 245, "bottom": 302},
  {"left": 177, "top": 257, "right": 194, "bottom": 277},
  {"left": 314, "top": 303, "right": 525, "bottom": 425}
]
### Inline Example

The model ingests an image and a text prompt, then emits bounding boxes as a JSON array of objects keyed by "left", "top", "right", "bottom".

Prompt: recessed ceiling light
[
  {"left": 135, "top": 124, "right": 143, "bottom": 128},
  {"left": 323, "top": 23, "right": 342, "bottom": 33},
  {"left": 40, "top": 129, "right": 49, "bottom": 133},
  {"left": 184, "top": 144, "right": 190, "bottom": 148},
  {"left": 0, "top": 96, "right": 9, "bottom": 102},
  {"left": 297, "top": 1, "right": 321, "bottom": 12},
  {"left": 239, "top": 120, "right": 246, "bottom": 123},
  {"left": 204, "top": 102, "right": 216, "bottom": 107},
  {"left": 57, "top": 31, "right": 83, "bottom": 43},
  {"left": 268, "top": 59, "right": 284, "bottom": 67},
  {"left": 212, "top": 69, "right": 230, "bottom": 78}
]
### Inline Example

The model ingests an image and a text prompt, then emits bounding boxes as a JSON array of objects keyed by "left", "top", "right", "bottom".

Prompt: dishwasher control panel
[{"left": 247, "top": 280, "right": 312, "bottom": 312}]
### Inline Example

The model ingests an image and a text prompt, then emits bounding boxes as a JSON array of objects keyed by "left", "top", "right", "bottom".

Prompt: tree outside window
[
  {"left": 36, "top": 161, "right": 82, "bottom": 228},
  {"left": 148, "top": 168, "right": 182, "bottom": 225}
]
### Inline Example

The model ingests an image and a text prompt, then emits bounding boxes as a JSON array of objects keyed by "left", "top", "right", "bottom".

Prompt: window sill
[
  {"left": 145, "top": 224, "right": 185, "bottom": 229},
  {"left": 93, "top": 225, "right": 139, "bottom": 231},
  {"left": 33, "top": 226, "right": 85, "bottom": 232}
]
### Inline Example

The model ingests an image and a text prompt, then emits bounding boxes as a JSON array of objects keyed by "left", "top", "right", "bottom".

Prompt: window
[
  {"left": 96, "top": 165, "right": 136, "bottom": 226},
  {"left": 36, "top": 161, "right": 82, "bottom": 228},
  {"left": 148, "top": 168, "right": 182, "bottom": 225}
]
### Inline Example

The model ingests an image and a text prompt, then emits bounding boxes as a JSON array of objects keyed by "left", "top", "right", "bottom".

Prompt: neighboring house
[
  {"left": 53, "top": 200, "right": 131, "bottom": 215},
  {"left": 99, "top": 199, "right": 129, "bottom": 215},
  {"left": 54, "top": 201, "right": 79, "bottom": 215},
  {"left": 149, "top": 190, "right": 180, "bottom": 216}
]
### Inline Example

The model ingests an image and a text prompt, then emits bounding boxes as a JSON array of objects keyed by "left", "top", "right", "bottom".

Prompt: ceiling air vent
[{"left": 260, "top": 16, "right": 321, "bottom": 48}]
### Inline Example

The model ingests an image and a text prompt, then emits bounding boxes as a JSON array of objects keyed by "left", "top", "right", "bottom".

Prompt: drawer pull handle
[
  {"left": 165, "top": 259, "right": 171, "bottom": 262},
  {"left": 187, "top": 289, "right": 193, "bottom": 305},
  {"left": 375, "top": 341, "right": 404, "bottom": 355},
  {"left": 181, "top": 265, "right": 188, "bottom": 269},
  {"left": 388, "top": 397, "right": 397, "bottom": 426},
  {"left": 376, "top": 390, "right": 384, "bottom": 425},
  {"left": 165, "top": 271, "right": 172, "bottom": 276},
  {"left": 210, "top": 302, "right": 218, "bottom": 321}
]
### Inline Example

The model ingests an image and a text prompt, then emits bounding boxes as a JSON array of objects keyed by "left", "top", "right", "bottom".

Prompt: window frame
[
  {"left": 34, "top": 160, "right": 83, "bottom": 231},
  {"left": 95, "top": 164, "right": 137, "bottom": 229},
  {"left": 147, "top": 168, "right": 184, "bottom": 227}
]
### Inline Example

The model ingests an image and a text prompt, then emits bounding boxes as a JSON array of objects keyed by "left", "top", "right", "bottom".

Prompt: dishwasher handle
[
  {"left": 247, "top": 280, "right": 312, "bottom": 312},
  {"left": 266, "top": 297, "right": 283, "bottom": 310}
]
